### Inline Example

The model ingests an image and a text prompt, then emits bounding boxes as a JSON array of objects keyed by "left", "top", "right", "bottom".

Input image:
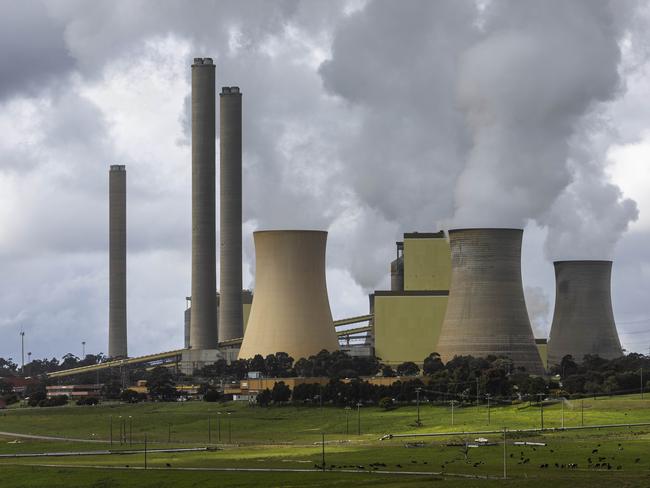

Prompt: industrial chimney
[
  {"left": 108, "top": 164, "right": 127, "bottom": 358},
  {"left": 219, "top": 86, "right": 244, "bottom": 342},
  {"left": 547, "top": 260, "right": 623, "bottom": 366},
  {"left": 189, "top": 57, "right": 217, "bottom": 349},
  {"left": 238, "top": 230, "right": 339, "bottom": 359},
  {"left": 436, "top": 228, "right": 545, "bottom": 375}
]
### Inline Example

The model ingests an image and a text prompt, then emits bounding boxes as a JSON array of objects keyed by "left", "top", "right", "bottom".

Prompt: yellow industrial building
[{"left": 372, "top": 232, "right": 451, "bottom": 365}]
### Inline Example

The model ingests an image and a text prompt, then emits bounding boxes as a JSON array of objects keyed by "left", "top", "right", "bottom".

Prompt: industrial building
[
  {"left": 84, "top": 56, "right": 628, "bottom": 385},
  {"left": 371, "top": 232, "right": 451, "bottom": 365},
  {"left": 547, "top": 260, "right": 623, "bottom": 366}
]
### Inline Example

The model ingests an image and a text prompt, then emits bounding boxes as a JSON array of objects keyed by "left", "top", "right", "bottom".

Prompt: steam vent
[
  {"left": 238, "top": 230, "right": 339, "bottom": 360},
  {"left": 189, "top": 57, "right": 218, "bottom": 349},
  {"left": 108, "top": 164, "right": 127, "bottom": 358},
  {"left": 436, "top": 228, "right": 545, "bottom": 375},
  {"left": 547, "top": 260, "right": 623, "bottom": 366}
]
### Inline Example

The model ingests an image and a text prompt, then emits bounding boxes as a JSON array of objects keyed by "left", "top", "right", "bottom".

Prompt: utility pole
[
  {"left": 486, "top": 394, "right": 491, "bottom": 425},
  {"left": 345, "top": 406, "right": 351, "bottom": 436},
  {"left": 27, "top": 352, "right": 31, "bottom": 377},
  {"left": 502, "top": 427, "right": 507, "bottom": 480},
  {"left": 20, "top": 331, "right": 25, "bottom": 376},
  {"left": 451, "top": 400, "right": 455, "bottom": 426},
  {"left": 415, "top": 388, "right": 422, "bottom": 426},
  {"left": 357, "top": 402, "right": 362, "bottom": 435},
  {"left": 82, "top": 341, "right": 86, "bottom": 358}
]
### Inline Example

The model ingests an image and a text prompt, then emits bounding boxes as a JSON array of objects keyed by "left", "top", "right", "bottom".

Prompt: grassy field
[{"left": 1, "top": 395, "right": 650, "bottom": 486}]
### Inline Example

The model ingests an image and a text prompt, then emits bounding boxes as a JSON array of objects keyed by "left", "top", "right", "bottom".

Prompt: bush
[
  {"left": 121, "top": 389, "right": 145, "bottom": 403},
  {"left": 256, "top": 389, "right": 272, "bottom": 406},
  {"left": 76, "top": 397, "right": 99, "bottom": 406},
  {"left": 37, "top": 395, "right": 68, "bottom": 407},
  {"left": 378, "top": 397, "right": 395, "bottom": 410},
  {"left": 203, "top": 389, "right": 221, "bottom": 402}
]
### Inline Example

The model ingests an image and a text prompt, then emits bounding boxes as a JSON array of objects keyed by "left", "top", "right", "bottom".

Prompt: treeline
[{"left": 551, "top": 353, "right": 650, "bottom": 396}]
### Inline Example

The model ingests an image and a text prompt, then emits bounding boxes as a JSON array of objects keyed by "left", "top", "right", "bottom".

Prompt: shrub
[{"left": 203, "top": 389, "right": 221, "bottom": 402}]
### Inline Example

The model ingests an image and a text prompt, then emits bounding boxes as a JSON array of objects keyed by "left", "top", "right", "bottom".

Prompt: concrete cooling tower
[
  {"left": 547, "top": 260, "right": 623, "bottom": 366},
  {"left": 238, "top": 230, "right": 339, "bottom": 360},
  {"left": 436, "top": 228, "right": 545, "bottom": 375}
]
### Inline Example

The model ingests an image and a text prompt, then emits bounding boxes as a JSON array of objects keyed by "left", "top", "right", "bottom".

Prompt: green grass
[
  {"left": 2, "top": 395, "right": 649, "bottom": 444},
  {"left": 1, "top": 395, "right": 650, "bottom": 486}
]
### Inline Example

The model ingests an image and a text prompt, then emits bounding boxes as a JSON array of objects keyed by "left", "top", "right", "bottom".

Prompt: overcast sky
[{"left": 1, "top": 0, "right": 649, "bottom": 362}]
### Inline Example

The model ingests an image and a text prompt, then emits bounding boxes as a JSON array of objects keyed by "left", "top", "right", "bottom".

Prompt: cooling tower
[
  {"left": 547, "top": 260, "right": 623, "bottom": 366},
  {"left": 108, "top": 164, "right": 127, "bottom": 358},
  {"left": 436, "top": 228, "right": 545, "bottom": 375},
  {"left": 238, "top": 230, "right": 339, "bottom": 359},
  {"left": 219, "top": 87, "right": 244, "bottom": 342},
  {"left": 190, "top": 57, "right": 217, "bottom": 349}
]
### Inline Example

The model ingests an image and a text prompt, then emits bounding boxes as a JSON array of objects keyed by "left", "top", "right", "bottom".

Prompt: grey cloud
[{"left": 0, "top": 0, "right": 74, "bottom": 99}]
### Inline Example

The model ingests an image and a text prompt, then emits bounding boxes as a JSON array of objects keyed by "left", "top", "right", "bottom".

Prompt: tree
[
  {"left": 396, "top": 362, "right": 420, "bottom": 376},
  {"left": 381, "top": 364, "right": 396, "bottom": 377},
  {"left": 378, "top": 397, "right": 395, "bottom": 410},
  {"left": 257, "top": 388, "right": 272, "bottom": 406},
  {"left": 147, "top": 367, "right": 177, "bottom": 401},
  {"left": 249, "top": 355, "right": 266, "bottom": 375},
  {"left": 203, "top": 389, "right": 222, "bottom": 402},
  {"left": 559, "top": 355, "right": 579, "bottom": 377},
  {"left": 272, "top": 381, "right": 291, "bottom": 403},
  {"left": 423, "top": 353, "right": 444, "bottom": 375}
]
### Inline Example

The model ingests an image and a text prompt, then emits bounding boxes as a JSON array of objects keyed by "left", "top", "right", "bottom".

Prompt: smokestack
[
  {"left": 436, "top": 229, "right": 544, "bottom": 375},
  {"left": 238, "top": 230, "right": 339, "bottom": 359},
  {"left": 547, "top": 261, "right": 623, "bottom": 366},
  {"left": 108, "top": 164, "right": 127, "bottom": 358},
  {"left": 390, "top": 242, "right": 404, "bottom": 292},
  {"left": 219, "top": 86, "right": 244, "bottom": 342},
  {"left": 189, "top": 57, "right": 217, "bottom": 349}
]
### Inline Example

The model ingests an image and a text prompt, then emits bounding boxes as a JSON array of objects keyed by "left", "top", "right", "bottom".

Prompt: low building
[{"left": 46, "top": 384, "right": 102, "bottom": 399}]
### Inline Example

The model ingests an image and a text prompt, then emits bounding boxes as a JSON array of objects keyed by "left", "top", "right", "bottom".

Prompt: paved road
[
  {"left": 0, "top": 431, "right": 105, "bottom": 443},
  {"left": 1, "top": 462, "right": 496, "bottom": 480}
]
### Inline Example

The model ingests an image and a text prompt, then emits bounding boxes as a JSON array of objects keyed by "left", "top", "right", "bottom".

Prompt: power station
[
  {"left": 547, "top": 261, "right": 623, "bottom": 366},
  {"left": 96, "top": 56, "right": 628, "bottom": 377}
]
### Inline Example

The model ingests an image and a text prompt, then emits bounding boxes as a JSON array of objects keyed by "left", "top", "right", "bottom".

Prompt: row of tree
[{"left": 551, "top": 353, "right": 650, "bottom": 395}]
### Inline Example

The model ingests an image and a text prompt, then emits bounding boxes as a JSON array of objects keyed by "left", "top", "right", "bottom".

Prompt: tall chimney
[
  {"left": 190, "top": 57, "right": 217, "bottom": 349},
  {"left": 108, "top": 164, "right": 127, "bottom": 358},
  {"left": 436, "top": 228, "right": 545, "bottom": 375},
  {"left": 547, "top": 261, "right": 623, "bottom": 366},
  {"left": 218, "top": 86, "right": 244, "bottom": 342}
]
